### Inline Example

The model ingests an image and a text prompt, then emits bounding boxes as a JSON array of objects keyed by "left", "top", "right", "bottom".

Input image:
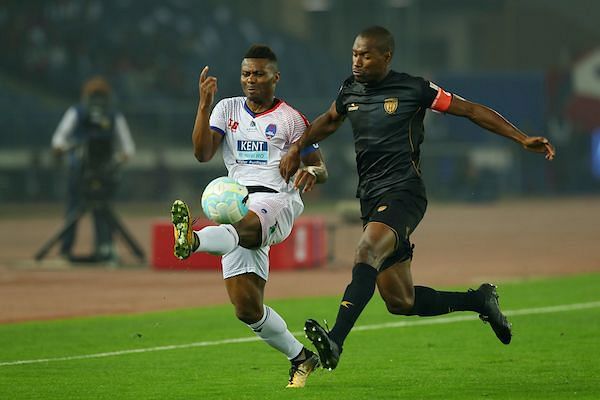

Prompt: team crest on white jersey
[{"left": 265, "top": 123, "right": 277, "bottom": 139}]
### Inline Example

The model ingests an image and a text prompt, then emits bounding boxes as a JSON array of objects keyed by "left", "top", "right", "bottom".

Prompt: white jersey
[{"left": 209, "top": 97, "right": 318, "bottom": 198}]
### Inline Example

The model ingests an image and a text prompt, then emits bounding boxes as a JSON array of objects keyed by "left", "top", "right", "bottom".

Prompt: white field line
[{"left": 1, "top": 301, "right": 599, "bottom": 367}]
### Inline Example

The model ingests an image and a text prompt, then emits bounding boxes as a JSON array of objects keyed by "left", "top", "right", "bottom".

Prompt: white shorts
[{"left": 221, "top": 191, "right": 303, "bottom": 281}]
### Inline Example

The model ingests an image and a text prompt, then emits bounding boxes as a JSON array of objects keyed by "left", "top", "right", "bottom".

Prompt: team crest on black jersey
[{"left": 384, "top": 98, "right": 398, "bottom": 114}]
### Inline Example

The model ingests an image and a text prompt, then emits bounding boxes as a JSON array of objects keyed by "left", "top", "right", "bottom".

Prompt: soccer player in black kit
[{"left": 280, "top": 26, "right": 555, "bottom": 370}]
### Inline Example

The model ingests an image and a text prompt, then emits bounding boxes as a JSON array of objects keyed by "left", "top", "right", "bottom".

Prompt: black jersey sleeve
[
  {"left": 417, "top": 77, "right": 439, "bottom": 108},
  {"left": 335, "top": 84, "right": 347, "bottom": 115},
  {"left": 335, "top": 89, "right": 346, "bottom": 115},
  {"left": 334, "top": 76, "right": 354, "bottom": 116},
  {"left": 417, "top": 77, "right": 453, "bottom": 112}
]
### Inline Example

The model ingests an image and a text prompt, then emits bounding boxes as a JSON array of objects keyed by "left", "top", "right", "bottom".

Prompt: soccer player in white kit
[{"left": 170, "top": 45, "right": 328, "bottom": 388}]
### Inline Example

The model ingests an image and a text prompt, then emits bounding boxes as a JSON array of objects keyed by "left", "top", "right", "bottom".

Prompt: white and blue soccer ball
[{"left": 201, "top": 177, "right": 249, "bottom": 224}]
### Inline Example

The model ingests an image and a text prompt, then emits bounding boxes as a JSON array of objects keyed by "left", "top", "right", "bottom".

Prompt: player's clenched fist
[{"left": 199, "top": 66, "right": 218, "bottom": 110}]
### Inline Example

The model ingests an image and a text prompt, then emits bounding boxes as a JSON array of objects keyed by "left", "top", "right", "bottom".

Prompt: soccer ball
[{"left": 201, "top": 177, "right": 249, "bottom": 224}]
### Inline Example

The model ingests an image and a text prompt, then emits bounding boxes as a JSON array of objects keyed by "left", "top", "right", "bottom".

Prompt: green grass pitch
[{"left": 1, "top": 273, "right": 599, "bottom": 399}]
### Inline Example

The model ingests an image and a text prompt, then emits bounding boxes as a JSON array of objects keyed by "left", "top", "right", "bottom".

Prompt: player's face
[
  {"left": 241, "top": 58, "right": 280, "bottom": 104},
  {"left": 352, "top": 35, "right": 391, "bottom": 83}
]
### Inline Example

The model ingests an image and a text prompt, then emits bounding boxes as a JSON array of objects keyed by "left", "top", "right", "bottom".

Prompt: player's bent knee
[
  {"left": 355, "top": 242, "right": 384, "bottom": 268},
  {"left": 385, "top": 296, "right": 415, "bottom": 315}
]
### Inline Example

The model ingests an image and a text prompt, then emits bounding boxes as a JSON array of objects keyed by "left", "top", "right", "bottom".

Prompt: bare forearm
[
  {"left": 281, "top": 102, "right": 341, "bottom": 183},
  {"left": 469, "top": 104, "right": 528, "bottom": 145},
  {"left": 447, "top": 96, "right": 555, "bottom": 159},
  {"left": 192, "top": 105, "right": 215, "bottom": 162},
  {"left": 296, "top": 112, "right": 341, "bottom": 150}
]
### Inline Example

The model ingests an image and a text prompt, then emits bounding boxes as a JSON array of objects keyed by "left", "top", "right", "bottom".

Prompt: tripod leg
[
  {"left": 102, "top": 206, "right": 146, "bottom": 262},
  {"left": 34, "top": 207, "right": 87, "bottom": 261}
]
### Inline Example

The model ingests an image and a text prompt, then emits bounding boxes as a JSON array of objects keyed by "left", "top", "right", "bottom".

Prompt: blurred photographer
[{"left": 51, "top": 76, "right": 135, "bottom": 262}]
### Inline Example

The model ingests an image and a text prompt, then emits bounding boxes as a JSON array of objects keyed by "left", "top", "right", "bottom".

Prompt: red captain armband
[{"left": 430, "top": 86, "right": 452, "bottom": 113}]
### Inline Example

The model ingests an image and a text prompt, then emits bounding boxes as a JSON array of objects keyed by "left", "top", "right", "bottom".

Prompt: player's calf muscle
[{"left": 383, "top": 295, "right": 414, "bottom": 315}]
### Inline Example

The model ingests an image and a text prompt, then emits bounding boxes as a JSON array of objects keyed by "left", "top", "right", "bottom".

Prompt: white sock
[
  {"left": 248, "top": 305, "right": 304, "bottom": 360},
  {"left": 194, "top": 225, "right": 239, "bottom": 255}
]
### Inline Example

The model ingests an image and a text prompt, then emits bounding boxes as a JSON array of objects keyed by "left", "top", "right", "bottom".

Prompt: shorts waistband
[{"left": 246, "top": 185, "right": 279, "bottom": 194}]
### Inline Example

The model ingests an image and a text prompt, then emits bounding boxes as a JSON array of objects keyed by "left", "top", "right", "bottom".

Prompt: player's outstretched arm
[
  {"left": 192, "top": 66, "right": 223, "bottom": 162},
  {"left": 446, "top": 96, "right": 555, "bottom": 160},
  {"left": 280, "top": 101, "right": 344, "bottom": 183}
]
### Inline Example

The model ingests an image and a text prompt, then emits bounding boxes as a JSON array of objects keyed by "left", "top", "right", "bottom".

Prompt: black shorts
[{"left": 360, "top": 188, "right": 427, "bottom": 271}]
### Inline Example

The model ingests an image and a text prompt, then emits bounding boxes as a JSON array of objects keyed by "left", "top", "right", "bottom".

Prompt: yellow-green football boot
[
  {"left": 171, "top": 200, "right": 195, "bottom": 260},
  {"left": 286, "top": 349, "right": 320, "bottom": 388}
]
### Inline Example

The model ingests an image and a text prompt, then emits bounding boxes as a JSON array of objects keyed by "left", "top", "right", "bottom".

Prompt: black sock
[
  {"left": 409, "top": 286, "right": 484, "bottom": 316},
  {"left": 328, "top": 263, "right": 378, "bottom": 347}
]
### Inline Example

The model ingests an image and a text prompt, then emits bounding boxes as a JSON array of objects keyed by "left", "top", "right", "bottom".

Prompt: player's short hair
[
  {"left": 358, "top": 26, "right": 395, "bottom": 56},
  {"left": 243, "top": 45, "right": 278, "bottom": 72},
  {"left": 244, "top": 44, "right": 278, "bottom": 62}
]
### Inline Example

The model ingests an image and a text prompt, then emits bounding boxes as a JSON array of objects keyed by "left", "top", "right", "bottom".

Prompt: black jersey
[{"left": 336, "top": 70, "right": 449, "bottom": 199}]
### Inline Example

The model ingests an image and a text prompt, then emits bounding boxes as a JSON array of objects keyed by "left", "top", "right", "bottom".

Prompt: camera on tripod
[{"left": 76, "top": 92, "right": 120, "bottom": 203}]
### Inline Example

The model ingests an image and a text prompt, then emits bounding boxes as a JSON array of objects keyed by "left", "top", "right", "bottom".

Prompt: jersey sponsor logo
[
  {"left": 236, "top": 140, "right": 268, "bottom": 164},
  {"left": 228, "top": 118, "right": 239, "bottom": 132},
  {"left": 238, "top": 140, "right": 267, "bottom": 152},
  {"left": 347, "top": 103, "right": 359, "bottom": 112},
  {"left": 265, "top": 123, "right": 277, "bottom": 139},
  {"left": 384, "top": 98, "right": 398, "bottom": 114}
]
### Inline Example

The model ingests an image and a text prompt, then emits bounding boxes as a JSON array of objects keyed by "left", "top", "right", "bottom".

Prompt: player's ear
[
  {"left": 273, "top": 71, "right": 281, "bottom": 84},
  {"left": 384, "top": 50, "right": 393, "bottom": 64}
]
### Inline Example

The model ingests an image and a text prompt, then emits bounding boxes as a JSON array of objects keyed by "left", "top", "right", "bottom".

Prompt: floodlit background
[{"left": 1, "top": 0, "right": 599, "bottom": 203}]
